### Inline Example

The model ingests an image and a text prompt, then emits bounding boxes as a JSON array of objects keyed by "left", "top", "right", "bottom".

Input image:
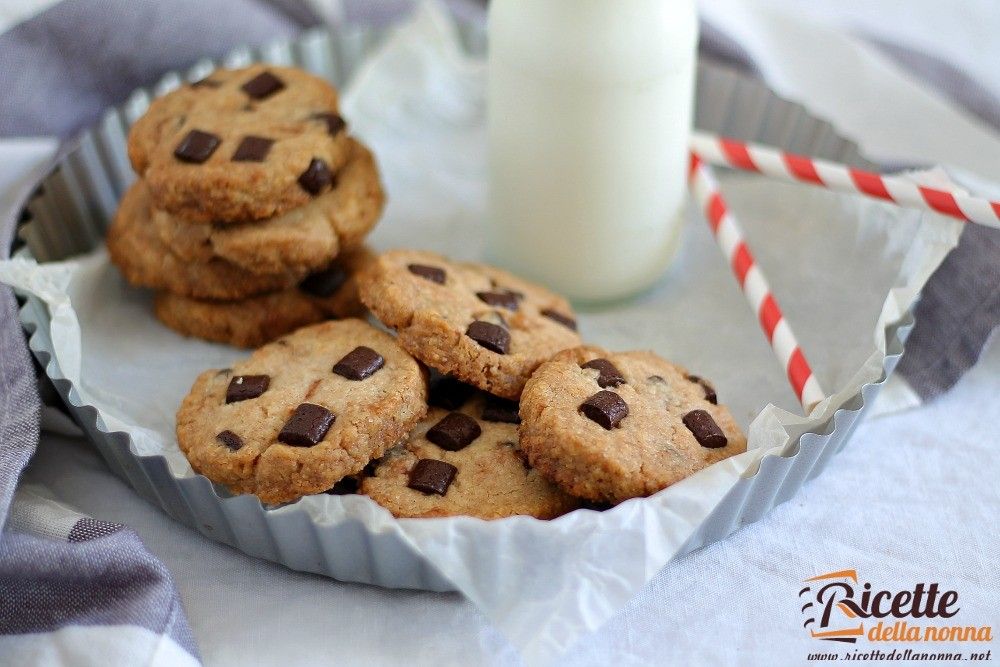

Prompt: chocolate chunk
[
  {"left": 647, "top": 375, "right": 665, "bottom": 383},
  {"left": 232, "top": 136, "right": 273, "bottom": 162},
  {"left": 541, "top": 309, "right": 577, "bottom": 331},
  {"left": 407, "top": 458, "right": 457, "bottom": 496},
  {"left": 476, "top": 291, "right": 520, "bottom": 310},
  {"left": 326, "top": 476, "right": 359, "bottom": 495},
  {"left": 703, "top": 387, "right": 718, "bottom": 405},
  {"left": 407, "top": 264, "right": 446, "bottom": 284},
  {"left": 466, "top": 321, "right": 510, "bottom": 354},
  {"left": 298, "top": 158, "right": 333, "bottom": 195},
  {"left": 241, "top": 71, "right": 285, "bottom": 99},
  {"left": 174, "top": 130, "right": 220, "bottom": 163},
  {"left": 333, "top": 346, "right": 384, "bottom": 380},
  {"left": 426, "top": 412, "right": 481, "bottom": 451},
  {"left": 299, "top": 264, "right": 348, "bottom": 297},
  {"left": 682, "top": 409, "right": 728, "bottom": 448},
  {"left": 580, "top": 500, "right": 614, "bottom": 512},
  {"left": 579, "top": 391, "right": 629, "bottom": 430},
  {"left": 686, "top": 374, "right": 718, "bottom": 404},
  {"left": 311, "top": 112, "right": 347, "bottom": 136},
  {"left": 582, "top": 358, "right": 626, "bottom": 388},
  {"left": 278, "top": 403, "right": 336, "bottom": 446},
  {"left": 225, "top": 375, "right": 270, "bottom": 403},
  {"left": 216, "top": 430, "right": 243, "bottom": 451},
  {"left": 481, "top": 396, "right": 521, "bottom": 424},
  {"left": 428, "top": 376, "right": 475, "bottom": 410}
]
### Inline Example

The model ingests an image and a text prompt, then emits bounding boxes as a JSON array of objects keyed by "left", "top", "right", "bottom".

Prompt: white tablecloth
[{"left": 10, "top": 1, "right": 1000, "bottom": 664}]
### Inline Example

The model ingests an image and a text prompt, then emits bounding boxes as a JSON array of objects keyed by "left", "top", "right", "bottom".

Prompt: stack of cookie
[
  {"left": 108, "top": 65, "right": 385, "bottom": 347},
  {"left": 355, "top": 251, "right": 592, "bottom": 518},
  {"left": 356, "top": 251, "right": 747, "bottom": 514},
  {"left": 175, "top": 249, "right": 748, "bottom": 519}
]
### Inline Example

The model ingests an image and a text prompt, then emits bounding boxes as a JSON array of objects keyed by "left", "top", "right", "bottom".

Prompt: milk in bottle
[{"left": 487, "top": 0, "right": 698, "bottom": 303}]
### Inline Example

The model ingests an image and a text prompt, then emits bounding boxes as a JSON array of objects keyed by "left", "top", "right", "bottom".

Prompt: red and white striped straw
[
  {"left": 688, "top": 153, "right": 826, "bottom": 413},
  {"left": 691, "top": 131, "right": 1000, "bottom": 231}
]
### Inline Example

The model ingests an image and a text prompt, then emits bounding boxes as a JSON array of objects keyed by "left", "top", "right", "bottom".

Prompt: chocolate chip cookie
[
  {"left": 176, "top": 319, "right": 428, "bottom": 504},
  {"left": 128, "top": 64, "right": 352, "bottom": 223},
  {"left": 519, "top": 346, "right": 747, "bottom": 504},
  {"left": 150, "top": 139, "right": 383, "bottom": 276},
  {"left": 358, "top": 250, "right": 582, "bottom": 399},
  {"left": 154, "top": 247, "right": 372, "bottom": 348},
  {"left": 107, "top": 180, "right": 304, "bottom": 299},
  {"left": 361, "top": 387, "right": 580, "bottom": 519}
]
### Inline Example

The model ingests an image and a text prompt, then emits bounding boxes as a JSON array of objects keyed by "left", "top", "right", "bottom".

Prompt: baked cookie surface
[
  {"left": 151, "top": 139, "right": 383, "bottom": 276},
  {"left": 519, "top": 346, "right": 747, "bottom": 504},
  {"left": 176, "top": 319, "right": 428, "bottom": 504},
  {"left": 107, "top": 181, "right": 304, "bottom": 300},
  {"left": 358, "top": 250, "right": 582, "bottom": 399},
  {"left": 154, "top": 247, "right": 372, "bottom": 348},
  {"left": 128, "top": 64, "right": 352, "bottom": 223},
  {"left": 361, "top": 385, "right": 580, "bottom": 519}
]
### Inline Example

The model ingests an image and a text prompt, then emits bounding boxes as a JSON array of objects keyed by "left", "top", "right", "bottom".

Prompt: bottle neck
[{"left": 488, "top": 0, "right": 698, "bottom": 82}]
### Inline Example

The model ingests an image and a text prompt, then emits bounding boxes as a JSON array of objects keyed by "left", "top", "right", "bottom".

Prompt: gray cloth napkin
[{"left": 0, "top": 0, "right": 996, "bottom": 662}]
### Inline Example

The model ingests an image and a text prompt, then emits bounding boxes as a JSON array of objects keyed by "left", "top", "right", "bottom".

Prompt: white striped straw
[
  {"left": 691, "top": 131, "right": 1000, "bottom": 231},
  {"left": 688, "top": 153, "right": 826, "bottom": 413}
]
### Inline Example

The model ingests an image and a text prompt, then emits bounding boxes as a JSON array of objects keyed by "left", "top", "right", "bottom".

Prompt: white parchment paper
[{"left": 0, "top": 4, "right": 963, "bottom": 664}]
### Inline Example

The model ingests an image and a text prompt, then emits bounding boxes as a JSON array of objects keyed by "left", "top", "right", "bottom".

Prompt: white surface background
[{"left": 7, "top": 0, "right": 1000, "bottom": 665}]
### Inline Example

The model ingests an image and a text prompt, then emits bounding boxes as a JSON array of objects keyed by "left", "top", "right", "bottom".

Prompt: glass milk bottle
[{"left": 487, "top": 0, "right": 698, "bottom": 303}]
